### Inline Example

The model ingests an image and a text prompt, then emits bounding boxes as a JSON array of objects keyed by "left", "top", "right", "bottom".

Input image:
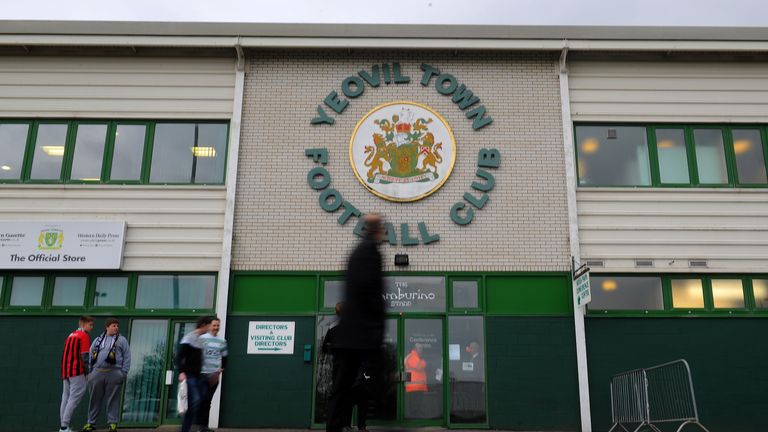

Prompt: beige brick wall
[{"left": 233, "top": 50, "right": 569, "bottom": 272}]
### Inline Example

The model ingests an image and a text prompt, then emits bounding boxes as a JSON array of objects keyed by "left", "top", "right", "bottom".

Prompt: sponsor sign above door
[{"left": 0, "top": 221, "right": 126, "bottom": 269}]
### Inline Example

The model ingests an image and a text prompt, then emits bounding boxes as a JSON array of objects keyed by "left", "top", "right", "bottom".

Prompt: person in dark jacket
[
  {"left": 326, "top": 214, "right": 386, "bottom": 432},
  {"left": 177, "top": 316, "right": 213, "bottom": 432}
]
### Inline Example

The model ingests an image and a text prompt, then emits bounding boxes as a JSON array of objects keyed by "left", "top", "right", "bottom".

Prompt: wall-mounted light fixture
[{"left": 394, "top": 254, "right": 409, "bottom": 266}]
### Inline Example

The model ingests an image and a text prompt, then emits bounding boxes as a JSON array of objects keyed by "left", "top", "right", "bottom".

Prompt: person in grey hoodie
[{"left": 81, "top": 317, "right": 131, "bottom": 432}]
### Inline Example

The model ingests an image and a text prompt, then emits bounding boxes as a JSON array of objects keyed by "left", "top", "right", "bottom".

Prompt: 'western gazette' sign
[
  {"left": 0, "top": 221, "right": 126, "bottom": 269},
  {"left": 247, "top": 321, "right": 296, "bottom": 355},
  {"left": 305, "top": 63, "right": 501, "bottom": 246}
]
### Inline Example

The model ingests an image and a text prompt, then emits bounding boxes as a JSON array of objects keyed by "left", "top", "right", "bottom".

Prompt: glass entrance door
[
  {"left": 120, "top": 319, "right": 195, "bottom": 427},
  {"left": 402, "top": 318, "right": 444, "bottom": 424}
]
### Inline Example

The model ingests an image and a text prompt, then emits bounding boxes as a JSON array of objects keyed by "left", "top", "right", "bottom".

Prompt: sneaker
[
  {"left": 80, "top": 424, "right": 95, "bottom": 432},
  {"left": 108, "top": 424, "right": 118, "bottom": 432},
  {"left": 59, "top": 427, "right": 72, "bottom": 432}
]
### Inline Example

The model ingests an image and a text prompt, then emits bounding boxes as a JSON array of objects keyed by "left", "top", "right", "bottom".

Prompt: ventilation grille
[
  {"left": 689, "top": 260, "right": 708, "bottom": 268},
  {"left": 635, "top": 259, "right": 654, "bottom": 268},
  {"left": 585, "top": 259, "right": 604, "bottom": 268}
]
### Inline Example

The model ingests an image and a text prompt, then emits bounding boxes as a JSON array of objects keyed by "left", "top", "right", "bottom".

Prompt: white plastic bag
[{"left": 177, "top": 379, "right": 188, "bottom": 415}]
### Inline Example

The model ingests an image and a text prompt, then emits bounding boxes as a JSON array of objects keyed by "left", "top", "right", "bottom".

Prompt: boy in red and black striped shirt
[{"left": 59, "top": 316, "right": 94, "bottom": 432}]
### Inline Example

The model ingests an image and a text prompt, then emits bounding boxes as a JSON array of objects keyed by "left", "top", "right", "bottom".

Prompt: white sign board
[
  {"left": 574, "top": 271, "right": 592, "bottom": 306},
  {"left": 247, "top": 321, "right": 295, "bottom": 355},
  {"left": 0, "top": 221, "right": 126, "bottom": 269}
]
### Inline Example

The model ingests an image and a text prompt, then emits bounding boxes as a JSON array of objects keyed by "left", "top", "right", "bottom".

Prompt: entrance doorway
[{"left": 119, "top": 319, "right": 195, "bottom": 427}]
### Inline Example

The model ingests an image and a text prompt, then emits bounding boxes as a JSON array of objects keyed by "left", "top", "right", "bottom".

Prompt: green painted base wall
[
  {"left": 0, "top": 317, "right": 112, "bottom": 432},
  {"left": 220, "top": 315, "right": 316, "bottom": 428},
  {"left": 587, "top": 318, "right": 768, "bottom": 432},
  {"left": 486, "top": 316, "right": 580, "bottom": 430}
]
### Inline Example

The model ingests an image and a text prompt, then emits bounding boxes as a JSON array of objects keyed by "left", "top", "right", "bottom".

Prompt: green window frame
[
  {"left": 575, "top": 123, "right": 768, "bottom": 188},
  {"left": 0, "top": 272, "right": 216, "bottom": 316},
  {"left": 588, "top": 274, "right": 766, "bottom": 317},
  {"left": 0, "top": 119, "right": 229, "bottom": 185}
]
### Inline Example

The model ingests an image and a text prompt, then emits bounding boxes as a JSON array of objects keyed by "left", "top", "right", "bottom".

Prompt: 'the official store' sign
[{"left": 0, "top": 221, "right": 126, "bottom": 269}]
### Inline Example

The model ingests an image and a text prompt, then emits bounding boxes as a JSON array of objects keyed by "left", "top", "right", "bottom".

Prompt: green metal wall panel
[
  {"left": 231, "top": 274, "right": 317, "bottom": 314},
  {"left": 486, "top": 274, "right": 572, "bottom": 315},
  {"left": 220, "top": 315, "right": 316, "bottom": 428},
  {"left": 486, "top": 316, "right": 580, "bottom": 430},
  {"left": 587, "top": 318, "right": 768, "bottom": 432},
  {"left": 0, "top": 317, "right": 108, "bottom": 432}
]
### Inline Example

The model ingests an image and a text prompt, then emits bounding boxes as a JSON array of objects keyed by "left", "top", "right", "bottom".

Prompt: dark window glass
[
  {"left": 193, "top": 123, "right": 227, "bottom": 184},
  {"left": 135, "top": 274, "right": 215, "bottom": 309},
  {"left": 589, "top": 276, "right": 663, "bottom": 310},
  {"left": 30, "top": 124, "right": 68, "bottom": 180},
  {"left": 693, "top": 129, "right": 728, "bottom": 184},
  {"left": 0, "top": 123, "right": 29, "bottom": 180},
  {"left": 52, "top": 276, "right": 87, "bottom": 306},
  {"left": 9, "top": 276, "right": 45, "bottom": 306},
  {"left": 0, "top": 276, "right": 4, "bottom": 306},
  {"left": 150, "top": 124, "right": 195, "bottom": 183},
  {"left": 323, "top": 280, "right": 344, "bottom": 309},
  {"left": 711, "top": 279, "right": 745, "bottom": 309},
  {"left": 732, "top": 129, "right": 767, "bottom": 184},
  {"left": 452, "top": 280, "right": 478, "bottom": 309},
  {"left": 448, "top": 316, "right": 486, "bottom": 423},
  {"left": 94, "top": 277, "right": 129, "bottom": 307},
  {"left": 576, "top": 126, "right": 651, "bottom": 186},
  {"left": 754, "top": 279, "right": 768, "bottom": 309},
  {"left": 110, "top": 124, "right": 146, "bottom": 181},
  {"left": 671, "top": 279, "right": 704, "bottom": 308},
  {"left": 656, "top": 129, "right": 689, "bottom": 184},
  {"left": 71, "top": 124, "right": 108, "bottom": 181}
]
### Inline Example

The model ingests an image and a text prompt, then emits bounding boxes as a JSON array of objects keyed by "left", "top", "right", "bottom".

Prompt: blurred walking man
[
  {"left": 178, "top": 316, "right": 213, "bottom": 432},
  {"left": 326, "top": 214, "right": 386, "bottom": 432},
  {"left": 59, "top": 316, "right": 94, "bottom": 432}
]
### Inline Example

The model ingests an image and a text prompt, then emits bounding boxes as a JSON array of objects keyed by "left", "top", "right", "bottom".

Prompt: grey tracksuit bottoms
[
  {"left": 60, "top": 375, "right": 87, "bottom": 427},
  {"left": 87, "top": 369, "right": 125, "bottom": 424}
]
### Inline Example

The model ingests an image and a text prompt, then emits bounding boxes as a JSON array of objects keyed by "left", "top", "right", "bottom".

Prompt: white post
[
  {"left": 209, "top": 42, "right": 245, "bottom": 429},
  {"left": 559, "top": 46, "right": 592, "bottom": 432}
]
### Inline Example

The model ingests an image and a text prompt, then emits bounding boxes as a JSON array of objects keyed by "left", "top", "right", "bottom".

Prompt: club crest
[{"left": 349, "top": 101, "right": 456, "bottom": 202}]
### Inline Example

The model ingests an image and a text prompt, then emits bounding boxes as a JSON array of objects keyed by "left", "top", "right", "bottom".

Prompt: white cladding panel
[
  {"left": 569, "top": 61, "right": 768, "bottom": 122},
  {"left": 0, "top": 186, "right": 226, "bottom": 271},
  {"left": 577, "top": 189, "right": 768, "bottom": 272},
  {"left": 0, "top": 56, "right": 235, "bottom": 118}
]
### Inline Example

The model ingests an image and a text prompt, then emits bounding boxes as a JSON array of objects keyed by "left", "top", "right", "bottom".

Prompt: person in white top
[{"left": 199, "top": 317, "right": 228, "bottom": 432}]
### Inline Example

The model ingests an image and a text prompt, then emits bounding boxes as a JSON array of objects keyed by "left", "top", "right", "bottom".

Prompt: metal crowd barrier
[{"left": 608, "top": 359, "right": 710, "bottom": 432}]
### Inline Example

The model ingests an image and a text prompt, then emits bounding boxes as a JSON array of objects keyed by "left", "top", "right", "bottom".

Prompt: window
[
  {"left": 576, "top": 126, "right": 651, "bottom": 186},
  {"left": 448, "top": 316, "right": 486, "bottom": 423},
  {"left": 323, "top": 280, "right": 344, "bottom": 309},
  {"left": 0, "top": 276, "right": 4, "bottom": 307},
  {"left": 0, "top": 119, "right": 228, "bottom": 185},
  {"left": 93, "top": 276, "right": 129, "bottom": 307},
  {"left": 52, "top": 276, "right": 87, "bottom": 307},
  {"left": 693, "top": 129, "right": 728, "bottom": 184},
  {"left": 576, "top": 124, "right": 768, "bottom": 187},
  {"left": 0, "top": 123, "right": 29, "bottom": 181},
  {"left": 149, "top": 123, "right": 227, "bottom": 184},
  {"left": 671, "top": 279, "right": 705, "bottom": 308},
  {"left": 590, "top": 276, "right": 663, "bottom": 310},
  {"left": 30, "top": 123, "right": 67, "bottom": 180},
  {"left": 753, "top": 279, "right": 768, "bottom": 309},
  {"left": 110, "top": 124, "right": 146, "bottom": 181},
  {"left": 70, "top": 124, "right": 108, "bottom": 182},
  {"left": 452, "top": 280, "right": 479, "bottom": 309},
  {"left": 711, "top": 279, "right": 745, "bottom": 309},
  {"left": 9, "top": 276, "right": 45, "bottom": 306},
  {"left": 731, "top": 129, "right": 767, "bottom": 184},
  {"left": 136, "top": 275, "right": 215, "bottom": 309},
  {"left": 655, "top": 128, "right": 689, "bottom": 184}
]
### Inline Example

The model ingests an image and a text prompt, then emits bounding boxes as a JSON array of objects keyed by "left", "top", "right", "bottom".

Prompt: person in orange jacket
[{"left": 404, "top": 343, "right": 427, "bottom": 393}]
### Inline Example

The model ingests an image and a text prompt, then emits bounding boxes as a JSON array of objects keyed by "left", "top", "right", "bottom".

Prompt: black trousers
[
  {"left": 326, "top": 348, "right": 378, "bottom": 432},
  {"left": 198, "top": 373, "right": 220, "bottom": 427}
]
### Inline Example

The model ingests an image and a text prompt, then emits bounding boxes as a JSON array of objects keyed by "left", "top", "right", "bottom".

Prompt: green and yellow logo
[{"left": 38, "top": 228, "right": 64, "bottom": 250}]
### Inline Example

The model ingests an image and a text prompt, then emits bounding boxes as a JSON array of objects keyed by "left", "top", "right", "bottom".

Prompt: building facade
[{"left": 0, "top": 21, "right": 767, "bottom": 432}]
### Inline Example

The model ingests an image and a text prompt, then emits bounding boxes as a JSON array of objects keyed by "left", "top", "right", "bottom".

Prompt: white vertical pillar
[
  {"left": 209, "top": 43, "right": 245, "bottom": 429},
  {"left": 559, "top": 47, "right": 592, "bottom": 432}
]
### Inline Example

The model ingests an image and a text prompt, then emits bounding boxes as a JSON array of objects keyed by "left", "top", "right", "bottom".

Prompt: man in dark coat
[{"left": 326, "top": 214, "right": 386, "bottom": 432}]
